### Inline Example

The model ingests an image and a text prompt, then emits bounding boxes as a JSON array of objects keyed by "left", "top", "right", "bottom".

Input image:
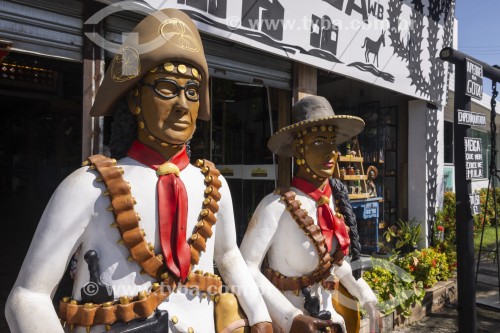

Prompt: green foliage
[
  {"left": 434, "top": 192, "right": 458, "bottom": 272},
  {"left": 474, "top": 226, "right": 499, "bottom": 261},
  {"left": 364, "top": 257, "right": 425, "bottom": 318},
  {"left": 382, "top": 219, "right": 422, "bottom": 253},
  {"left": 434, "top": 192, "right": 456, "bottom": 244},
  {"left": 436, "top": 189, "right": 500, "bottom": 242},
  {"left": 395, "top": 248, "right": 453, "bottom": 288},
  {"left": 474, "top": 188, "right": 500, "bottom": 231}
]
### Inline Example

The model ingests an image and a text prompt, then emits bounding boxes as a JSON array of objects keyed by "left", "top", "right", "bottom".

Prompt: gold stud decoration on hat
[
  {"left": 177, "top": 64, "right": 187, "bottom": 74},
  {"left": 164, "top": 62, "right": 175, "bottom": 72},
  {"left": 192, "top": 68, "right": 199, "bottom": 78}
]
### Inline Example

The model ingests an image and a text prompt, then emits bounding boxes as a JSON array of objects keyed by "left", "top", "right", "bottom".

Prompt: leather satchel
[{"left": 105, "top": 310, "right": 169, "bottom": 333}]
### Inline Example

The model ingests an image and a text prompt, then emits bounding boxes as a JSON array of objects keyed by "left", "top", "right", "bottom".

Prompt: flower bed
[{"left": 364, "top": 248, "right": 455, "bottom": 318}]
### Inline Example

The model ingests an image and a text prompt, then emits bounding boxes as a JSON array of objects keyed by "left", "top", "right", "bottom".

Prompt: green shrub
[
  {"left": 395, "top": 248, "right": 452, "bottom": 288},
  {"left": 434, "top": 191, "right": 456, "bottom": 243},
  {"left": 437, "top": 189, "right": 500, "bottom": 241},
  {"left": 364, "top": 258, "right": 425, "bottom": 318},
  {"left": 474, "top": 188, "right": 500, "bottom": 230}
]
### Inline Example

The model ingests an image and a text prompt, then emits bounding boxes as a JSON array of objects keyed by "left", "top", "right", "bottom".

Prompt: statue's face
[
  {"left": 139, "top": 71, "right": 200, "bottom": 145},
  {"left": 300, "top": 130, "right": 338, "bottom": 180}
]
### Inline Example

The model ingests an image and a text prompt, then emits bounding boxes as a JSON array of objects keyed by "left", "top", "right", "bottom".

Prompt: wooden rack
[{"left": 334, "top": 137, "right": 370, "bottom": 200}]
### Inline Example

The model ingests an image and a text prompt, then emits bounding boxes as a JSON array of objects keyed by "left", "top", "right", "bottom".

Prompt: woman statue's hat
[
  {"left": 267, "top": 96, "right": 365, "bottom": 157},
  {"left": 90, "top": 8, "right": 210, "bottom": 120}
]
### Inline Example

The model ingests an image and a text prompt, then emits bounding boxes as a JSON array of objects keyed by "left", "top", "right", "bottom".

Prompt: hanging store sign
[
  {"left": 464, "top": 137, "right": 483, "bottom": 180},
  {"left": 465, "top": 58, "right": 483, "bottom": 100},
  {"left": 457, "top": 109, "right": 486, "bottom": 127},
  {"left": 469, "top": 192, "right": 480, "bottom": 216},
  {"left": 144, "top": 0, "right": 454, "bottom": 106}
]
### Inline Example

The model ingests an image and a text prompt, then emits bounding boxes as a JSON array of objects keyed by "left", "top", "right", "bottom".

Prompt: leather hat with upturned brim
[
  {"left": 90, "top": 8, "right": 210, "bottom": 120},
  {"left": 268, "top": 96, "right": 365, "bottom": 157}
]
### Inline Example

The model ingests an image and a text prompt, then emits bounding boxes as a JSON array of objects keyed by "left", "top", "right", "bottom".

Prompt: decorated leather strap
[
  {"left": 86, "top": 154, "right": 165, "bottom": 279},
  {"left": 190, "top": 159, "right": 222, "bottom": 267},
  {"left": 59, "top": 272, "right": 223, "bottom": 331},
  {"left": 263, "top": 188, "right": 345, "bottom": 292}
]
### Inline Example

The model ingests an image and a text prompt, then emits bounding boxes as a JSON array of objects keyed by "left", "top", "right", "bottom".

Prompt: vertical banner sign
[
  {"left": 470, "top": 193, "right": 480, "bottom": 216},
  {"left": 464, "top": 137, "right": 483, "bottom": 179},
  {"left": 466, "top": 58, "right": 483, "bottom": 100}
]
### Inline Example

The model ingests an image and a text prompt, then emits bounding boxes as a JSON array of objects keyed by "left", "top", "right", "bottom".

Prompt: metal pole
[
  {"left": 440, "top": 47, "right": 477, "bottom": 333},
  {"left": 441, "top": 47, "right": 500, "bottom": 82}
]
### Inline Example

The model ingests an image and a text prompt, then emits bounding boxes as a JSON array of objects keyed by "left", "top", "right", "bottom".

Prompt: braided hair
[{"left": 329, "top": 178, "right": 361, "bottom": 262}]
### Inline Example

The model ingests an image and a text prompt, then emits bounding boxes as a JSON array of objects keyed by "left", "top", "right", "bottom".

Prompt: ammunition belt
[
  {"left": 263, "top": 266, "right": 339, "bottom": 292},
  {"left": 59, "top": 272, "right": 223, "bottom": 330}
]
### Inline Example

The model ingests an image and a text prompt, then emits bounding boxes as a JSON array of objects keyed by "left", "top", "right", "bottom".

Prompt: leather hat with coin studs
[
  {"left": 90, "top": 8, "right": 210, "bottom": 120},
  {"left": 267, "top": 96, "right": 365, "bottom": 157}
]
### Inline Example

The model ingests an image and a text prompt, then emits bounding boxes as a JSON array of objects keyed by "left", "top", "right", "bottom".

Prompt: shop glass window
[{"left": 470, "top": 129, "right": 490, "bottom": 179}]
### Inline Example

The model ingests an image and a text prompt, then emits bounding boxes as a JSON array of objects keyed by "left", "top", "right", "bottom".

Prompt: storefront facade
[{"left": 0, "top": 0, "right": 456, "bottom": 261}]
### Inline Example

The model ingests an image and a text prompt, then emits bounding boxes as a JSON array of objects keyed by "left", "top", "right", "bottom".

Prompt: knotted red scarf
[
  {"left": 291, "top": 177, "right": 350, "bottom": 255},
  {"left": 128, "top": 140, "right": 191, "bottom": 280}
]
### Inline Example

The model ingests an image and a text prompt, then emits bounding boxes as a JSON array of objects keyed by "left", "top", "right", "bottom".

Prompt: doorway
[
  {"left": 0, "top": 54, "right": 82, "bottom": 328},
  {"left": 191, "top": 77, "right": 280, "bottom": 243}
]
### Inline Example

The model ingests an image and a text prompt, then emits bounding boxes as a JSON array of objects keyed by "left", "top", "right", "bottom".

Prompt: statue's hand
[
  {"left": 289, "top": 314, "right": 340, "bottom": 333},
  {"left": 363, "top": 301, "right": 382, "bottom": 333},
  {"left": 250, "top": 322, "right": 273, "bottom": 333}
]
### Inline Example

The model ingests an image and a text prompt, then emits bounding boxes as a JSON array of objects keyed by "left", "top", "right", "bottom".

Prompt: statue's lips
[
  {"left": 167, "top": 120, "right": 190, "bottom": 130},
  {"left": 323, "top": 162, "right": 334, "bottom": 168}
]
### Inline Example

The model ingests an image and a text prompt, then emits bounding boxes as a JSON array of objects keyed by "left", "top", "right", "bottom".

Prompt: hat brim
[{"left": 267, "top": 115, "right": 365, "bottom": 157}]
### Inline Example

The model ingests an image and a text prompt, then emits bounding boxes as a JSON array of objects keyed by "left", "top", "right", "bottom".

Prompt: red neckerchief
[
  {"left": 127, "top": 140, "right": 191, "bottom": 280},
  {"left": 291, "top": 176, "right": 350, "bottom": 255}
]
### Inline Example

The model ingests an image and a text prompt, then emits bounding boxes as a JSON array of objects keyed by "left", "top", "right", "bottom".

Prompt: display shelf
[
  {"left": 334, "top": 136, "right": 372, "bottom": 200},
  {"left": 338, "top": 156, "right": 364, "bottom": 163},
  {"left": 339, "top": 174, "right": 368, "bottom": 181},
  {"left": 350, "top": 193, "right": 370, "bottom": 200}
]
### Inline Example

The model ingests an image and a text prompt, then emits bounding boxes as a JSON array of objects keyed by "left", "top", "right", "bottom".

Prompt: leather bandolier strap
[
  {"left": 87, "top": 154, "right": 165, "bottom": 280},
  {"left": 263, "top": 188, "right": 343, "bottom": 292},
  {"left": 190, "top": 159, "right": 222, "bottom": 267},
  {"left": 58, "top": 156, "right": 223, "bottom": 330}
]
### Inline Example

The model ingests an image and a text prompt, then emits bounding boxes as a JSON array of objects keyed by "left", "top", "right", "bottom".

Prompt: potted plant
[{"left": 383, "top": 219, "right": 423, "bottom": 255}]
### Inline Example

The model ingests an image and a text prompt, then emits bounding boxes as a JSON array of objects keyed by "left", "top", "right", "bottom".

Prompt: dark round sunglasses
[{"left": 140, "top": 78, "right": 200, "bottom": 102}]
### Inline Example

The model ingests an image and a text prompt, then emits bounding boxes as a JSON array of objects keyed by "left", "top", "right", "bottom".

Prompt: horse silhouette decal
[{"left": 362, "top": 31, "right": 385, "bottom": 67}]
